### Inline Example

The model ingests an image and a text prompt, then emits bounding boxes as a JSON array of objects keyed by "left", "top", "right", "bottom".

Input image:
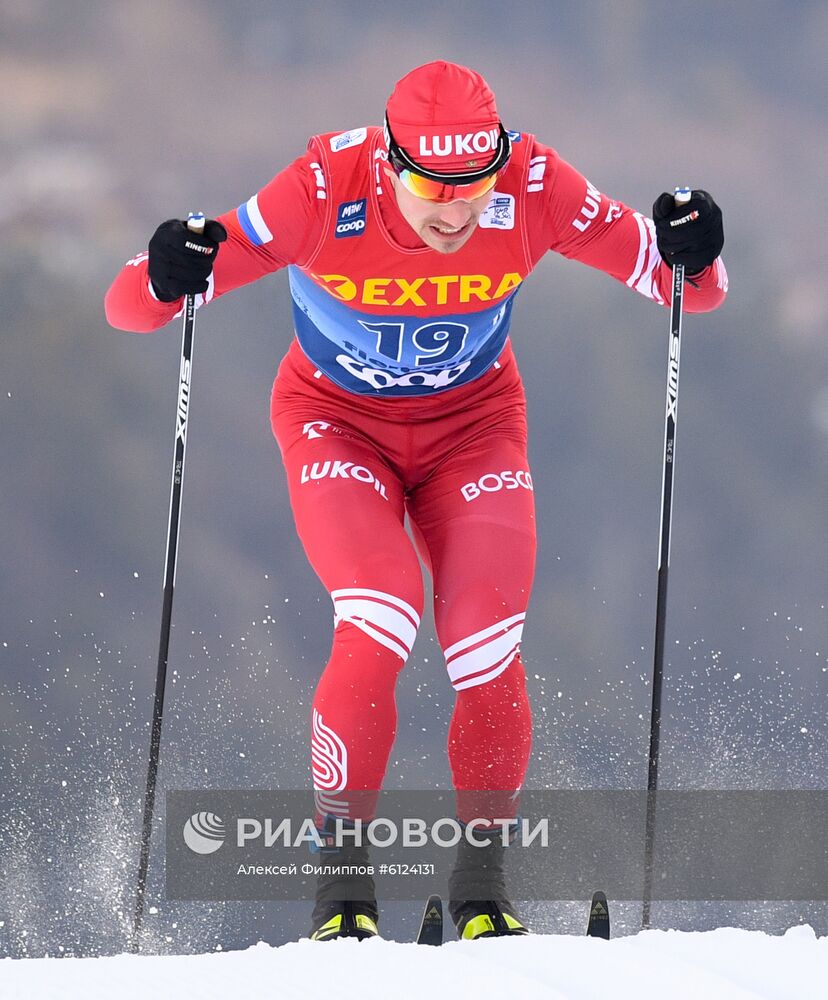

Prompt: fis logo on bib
[
  {"left": 330, "top": 128, "right": 367, "bottom": 152},
  {"left": 479, "top": 193, "right": 515, "bottom": 230},
  {"left": 335, "top": 200, "right": 367, "bottom": 238}
]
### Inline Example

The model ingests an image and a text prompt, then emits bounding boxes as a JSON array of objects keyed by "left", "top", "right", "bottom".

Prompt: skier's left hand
[{"left": 653, "top": 189, "right": 724, "bottom": 275}]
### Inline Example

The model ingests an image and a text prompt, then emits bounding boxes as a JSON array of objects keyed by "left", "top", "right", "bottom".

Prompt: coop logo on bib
[{"left": 335, "top": 200, "right": 367, "bottom": 238}]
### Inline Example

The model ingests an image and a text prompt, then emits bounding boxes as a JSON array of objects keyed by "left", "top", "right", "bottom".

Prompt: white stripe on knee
[
  {"left": 331, "top": 588, "right": 420, "bottom": 662},
  {"left": 444, "top": 612, "right": 526, "bottom": 691}
]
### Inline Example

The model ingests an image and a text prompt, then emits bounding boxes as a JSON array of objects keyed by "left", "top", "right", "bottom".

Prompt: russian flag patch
[{"left": 236, "top": 194, "right": 273, "bottom": 246}]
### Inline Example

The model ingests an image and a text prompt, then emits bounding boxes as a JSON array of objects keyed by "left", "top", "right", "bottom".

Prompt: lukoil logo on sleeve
[{"left": 335, "top": 200, "right": 367, "bottom": 238}]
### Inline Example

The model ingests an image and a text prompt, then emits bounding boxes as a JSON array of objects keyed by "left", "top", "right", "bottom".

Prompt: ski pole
[
  {"left": 131, "top": 212, "right": 205, "bottom": 952},
  {"left": 641, "top": 188, "right": 691, "bottom": 929}
]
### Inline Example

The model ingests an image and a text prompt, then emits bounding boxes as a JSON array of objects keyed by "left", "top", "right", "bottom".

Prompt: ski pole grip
[
  {"left": 673, "top": 186, "right": 692, "bottom": 207},
  {"left": 186, "top": 211, "right": 206, "bottom": 235}
]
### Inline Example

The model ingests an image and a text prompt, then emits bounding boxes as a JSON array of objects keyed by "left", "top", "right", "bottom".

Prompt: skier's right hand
[{"left": 147, "top": 218, "right": 227, "bottom": 302}]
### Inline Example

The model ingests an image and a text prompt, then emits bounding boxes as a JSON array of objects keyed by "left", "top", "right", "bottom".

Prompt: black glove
[
  {"left": 652, "top": 190, "right": 723, "bottom": 275},
  {"left": 147, "top": 218, "right": 227, "bottom": 302}
]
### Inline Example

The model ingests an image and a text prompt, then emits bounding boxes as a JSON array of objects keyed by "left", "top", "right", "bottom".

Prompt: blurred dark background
[{"left": 1, "top": 0, "right": 825, "bottom": 957}]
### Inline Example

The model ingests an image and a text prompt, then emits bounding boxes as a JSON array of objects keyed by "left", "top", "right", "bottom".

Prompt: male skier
[{"left": 106, "top": 60, "right": 726, "bottom": 940}]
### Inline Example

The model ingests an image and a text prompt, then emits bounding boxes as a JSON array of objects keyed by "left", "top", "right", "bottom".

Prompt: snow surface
[{"left": 0, "top": 926, "right": 824, "bottom": 1000}]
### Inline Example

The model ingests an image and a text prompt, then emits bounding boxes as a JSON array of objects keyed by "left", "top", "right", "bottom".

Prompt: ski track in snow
[{"left": 0, "top": 927, "right": 824, "bottom": 1000}]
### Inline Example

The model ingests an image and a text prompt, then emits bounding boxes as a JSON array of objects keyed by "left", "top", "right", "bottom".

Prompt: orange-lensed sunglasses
[{"left": 385, "top": 117, "right": 511, "bottom": 204}]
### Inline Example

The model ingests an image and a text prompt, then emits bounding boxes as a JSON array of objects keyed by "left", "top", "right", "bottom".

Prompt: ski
[
  {"left": 586, "top": 890, "right": 610, "bottom": 939},
  {"left": 415, "top": 894, "right": 443, "bottom": 945},
  {"left": 415, "top": 892, "right": 609, "bottom": 943}
]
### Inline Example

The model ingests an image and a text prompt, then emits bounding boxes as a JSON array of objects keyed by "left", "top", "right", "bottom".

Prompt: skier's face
[{"left": 383, "top": 167, "right": 492, "bottom": 254}]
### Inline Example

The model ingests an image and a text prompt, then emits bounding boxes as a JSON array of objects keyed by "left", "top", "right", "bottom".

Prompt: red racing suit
[{"left": 106, "top": 125, "right": 727, "bottom": 821}]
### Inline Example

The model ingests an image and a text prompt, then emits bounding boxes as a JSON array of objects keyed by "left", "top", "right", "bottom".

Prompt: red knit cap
[{"left": 385, "top": 61, "right": 501, "bottom": 175}]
